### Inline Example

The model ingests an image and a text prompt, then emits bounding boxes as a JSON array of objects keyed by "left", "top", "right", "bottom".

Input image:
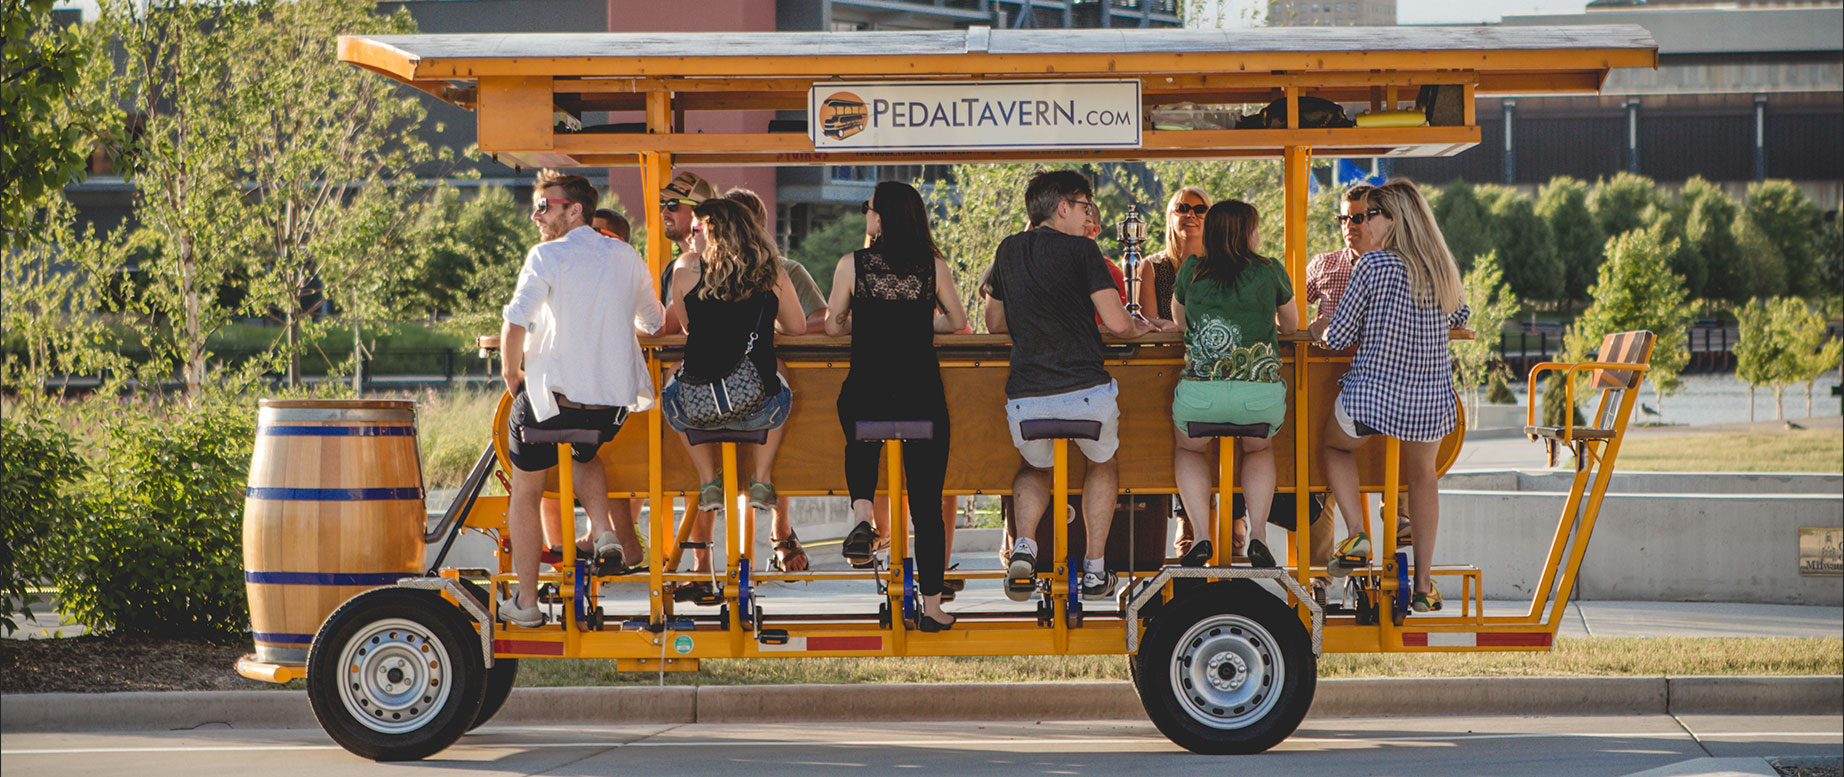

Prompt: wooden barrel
[{"left": 243, "top": 399, "right": 425, "bottom": 664}]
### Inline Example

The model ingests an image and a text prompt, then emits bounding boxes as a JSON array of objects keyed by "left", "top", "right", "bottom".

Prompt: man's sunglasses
[
  {"left": 1335, "top": 208, "right": 1388, "bottom": 226},
  {"left": 1171, "top": 203, "right": 1208, "bottom": 217},
  {"left": 661, "top": 198, "right": 697, "bottom": 210},
  {"left": 532, "top": 197, "right": 572, "bottom": 216}
]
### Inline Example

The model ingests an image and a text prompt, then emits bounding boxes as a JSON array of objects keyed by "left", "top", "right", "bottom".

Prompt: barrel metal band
[
  {"left": 257, "top": 408, "right": 416, "bottom": 424},
  {"left": 245, "top": 571, "right": 411, "bottom": 586},
  {"left": 258, "top": 425, "right": 415, "bottom": 437},
  {"left": 245, "top": 487, "right": 425, "bottom": 501},
  {"left": 252, "top": 631, "right": 315, "bottom": 645}
]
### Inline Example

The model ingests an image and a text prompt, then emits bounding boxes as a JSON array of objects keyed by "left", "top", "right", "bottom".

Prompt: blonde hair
[
  {"left": 1366, "top": 179, "right": 1464, "bottom": 314},
  {"left": 1160, "top": 186, "right": 1210, "bottom": 264},
  {"left": 691, "top": 198, "right": 779, "bottom": 303}
]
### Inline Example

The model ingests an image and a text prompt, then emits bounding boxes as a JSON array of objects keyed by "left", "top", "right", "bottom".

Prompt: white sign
[{"left": 808, "top": 80, "right": 1142, "bottom": 152}]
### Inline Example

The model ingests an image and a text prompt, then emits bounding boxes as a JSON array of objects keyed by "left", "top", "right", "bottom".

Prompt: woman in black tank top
[
  {"left": 825, "top": 181, "right": 968, "bottom": 631},
  {"left": 661, "top": 198, "right": 808, "bottom": 587}
]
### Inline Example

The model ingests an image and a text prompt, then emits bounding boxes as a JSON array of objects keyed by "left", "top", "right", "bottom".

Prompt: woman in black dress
[{"left": 825, "top": 181, "right": 969, "bottom": 631}]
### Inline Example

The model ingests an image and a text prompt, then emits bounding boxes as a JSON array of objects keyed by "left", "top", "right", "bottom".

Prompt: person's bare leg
[
  {"left": 681, "top": 433, "right": 719, "bottom": 572},
  {"left": 748, "top": 425, "right": 786, "bottom": 485},
  {"left": 941, "top": 495, "right": 957, "bottom": 565},
  {"left": 1239, "top": 436, "right": 1276, "bottom": 543},
  {"left": 1322, "top": 406, "right": 1369, "bottom": 539},
  {"left": 872, "top": 495, "right": 892, "bottom": 542},
  {"left": 920, "top": 592, "right": 954, "bottom": 624},
  {"left": 1171, "top": 434, "right": 1215, "bottom": 540},
  {"left": 1080, "top": 455, "right": 1119, "bottom": 559},
  {"left": 1403, "top": 440, "right": 1442, "bottom": 594},
  {"left": 622, "top": 497, "right": 646, "bottom": 563},
  {"left": 571, "top": 456, "right": 613, "bottom": 538},
  {"left": 508, "top": 467, "right": 547, "bottom": 608},
  {"left": 1011, "top": 462, "right": 1051, "bottom": 542},
  {"left": 541, "top": 496, "right": 567, "bottom": 553}
]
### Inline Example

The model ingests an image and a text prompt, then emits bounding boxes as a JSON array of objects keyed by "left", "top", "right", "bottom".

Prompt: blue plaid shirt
[{"left": 1322, "top": 249, "right": 1471, "bottom": 442}]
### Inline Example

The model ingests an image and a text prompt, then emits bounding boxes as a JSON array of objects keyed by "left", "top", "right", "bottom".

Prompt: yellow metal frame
[{"left": 233, "top": 26, "right": 1663, "bottom": 682}]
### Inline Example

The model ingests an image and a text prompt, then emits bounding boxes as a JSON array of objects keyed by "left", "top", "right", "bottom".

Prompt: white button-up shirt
[{"left": 502, "top": 226, "right": 666, "bottom": 421}]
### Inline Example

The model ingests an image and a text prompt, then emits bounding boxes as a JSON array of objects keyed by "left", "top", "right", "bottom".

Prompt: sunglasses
[
  {"left": 1335, "top": 208, "right": 1388, "bottom": 226},
  {"left": 661, "top": 199, "right": 696, "bottom": 211},
  {"left": 532, "top": 197, "right": 572, "bottom": 216},
  {"left": 1172, "top": 203, "right": 1208, "bottom": 217},
  {"left": 859, "top": 200, "right": 873, "bottom": 215}
]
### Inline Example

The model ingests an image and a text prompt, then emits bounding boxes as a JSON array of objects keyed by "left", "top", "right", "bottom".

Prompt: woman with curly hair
[{"left": 1169, "top": 200, "right": 1297, "bottom": 568}]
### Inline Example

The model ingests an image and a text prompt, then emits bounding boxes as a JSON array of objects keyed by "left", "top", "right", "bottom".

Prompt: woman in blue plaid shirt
[{"left": 1307, "top": 180, "right": 1470, "bottom": 614}]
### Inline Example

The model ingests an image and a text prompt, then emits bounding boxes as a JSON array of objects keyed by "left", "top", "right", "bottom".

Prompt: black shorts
[{"left": 506, "top": 390, "right": 628, "bottom": 472}]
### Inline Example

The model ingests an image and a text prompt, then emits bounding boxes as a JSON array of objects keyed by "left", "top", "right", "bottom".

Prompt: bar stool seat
[
  {"left": 1019, "top": 418, "right": 1102, "bottom": 441},
  {"left": 520, "top": 427, "right": 602, "bottom": 445},
  {"left": 1185, "top": 422, "right": 1270, "bottom": 439},
  {"left": 685, "top": 428, "right": 770, "bottom": 446},
  {"left": 854, "top": 420, "right": 935, "bottom": 442}
]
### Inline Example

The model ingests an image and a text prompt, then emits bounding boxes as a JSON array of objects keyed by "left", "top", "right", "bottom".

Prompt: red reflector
[
  {"left": 807, "top": 636, "right": 882, "bottom": 651},
  {"left": 494, "top": 639, "right": 564, "bottom": 655}
]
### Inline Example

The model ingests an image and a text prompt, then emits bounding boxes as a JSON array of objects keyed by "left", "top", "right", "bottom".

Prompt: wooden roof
[{"left": 338, "top": 25, "right": 1657, "bottom": 167}]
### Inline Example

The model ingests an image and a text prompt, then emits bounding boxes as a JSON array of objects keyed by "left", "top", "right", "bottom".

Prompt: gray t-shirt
[
  {"left": 987, "top": 226, "right": 1118, "bottom": 399},
  {"left": 660, "top": 254, "right": 826, "bottom": 318}
]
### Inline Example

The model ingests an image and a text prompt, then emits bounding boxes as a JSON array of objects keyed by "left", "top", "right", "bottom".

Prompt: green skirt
[{"left": 1171, "top": 378, "right": 1288, "bottom": 438}]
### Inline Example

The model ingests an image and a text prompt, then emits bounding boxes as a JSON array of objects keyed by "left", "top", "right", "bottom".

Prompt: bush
[
  {"left": 0, "top": 415, "right": 88, "bottom": 634},
  {"left": 1486, "top": 372, "right": 1517, "bottom": 405},
  {"left": 50, "top": 397, "right": 255, "bottom": 637}
]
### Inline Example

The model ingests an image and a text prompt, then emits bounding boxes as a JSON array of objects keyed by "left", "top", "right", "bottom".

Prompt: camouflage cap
[{"left": 659, "top": 171, "right": 718, "bottom": 207}]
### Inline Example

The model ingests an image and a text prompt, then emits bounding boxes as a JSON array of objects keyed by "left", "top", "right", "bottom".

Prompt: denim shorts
[
  {"left": 1003, "top": 380, "right": 1120, "bottom": 469},
  {"left": 660, "top": 375, "right": 794, "bottom": 433}
]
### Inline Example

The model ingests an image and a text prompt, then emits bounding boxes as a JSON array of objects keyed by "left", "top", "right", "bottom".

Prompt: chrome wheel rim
[
  {"left": 336, "top": 618, "right": 453, "bottom": 734},
  {"left": 1169, "top": 614, "right": 1284, "bottom": 729}
]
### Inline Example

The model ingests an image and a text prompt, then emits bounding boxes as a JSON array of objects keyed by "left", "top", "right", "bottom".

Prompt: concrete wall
[
  {"left": 1442, "top": 471, "right": 1844, "bottom": 496},
  {"left": 1435, "top": 489, "right": 1843, "bottom": 605}
]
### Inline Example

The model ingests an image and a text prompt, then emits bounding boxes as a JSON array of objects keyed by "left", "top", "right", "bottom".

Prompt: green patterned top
[{"left": 1172, "top": 254, "right": 1293, "bottom": 383}]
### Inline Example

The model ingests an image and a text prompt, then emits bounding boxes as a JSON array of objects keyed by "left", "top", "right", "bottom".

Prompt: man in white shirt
[{"left": 498, "top": 170, "right": 666, "bottom": 628}]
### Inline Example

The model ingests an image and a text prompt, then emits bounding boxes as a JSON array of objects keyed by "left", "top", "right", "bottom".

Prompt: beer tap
[{"left": 1119, "top": 204, "right": 1148, "bottom": 322}]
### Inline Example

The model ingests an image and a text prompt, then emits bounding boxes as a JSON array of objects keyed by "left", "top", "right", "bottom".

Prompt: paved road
[{"left": 3, "top": 715, "right": 1838, "bottom": 777}]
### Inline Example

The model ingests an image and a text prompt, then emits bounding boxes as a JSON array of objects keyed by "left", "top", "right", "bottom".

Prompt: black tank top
[
  {"left": 841, "top": 247, "right": 944, "bottom": 415},
  {"left": 681, "top": 278, "right": 782, "bottom": 396}
]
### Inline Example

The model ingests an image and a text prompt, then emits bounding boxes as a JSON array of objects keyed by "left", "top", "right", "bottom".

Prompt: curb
[{"left": 4, "top": 676, "right": 1838, "bottom": 733}]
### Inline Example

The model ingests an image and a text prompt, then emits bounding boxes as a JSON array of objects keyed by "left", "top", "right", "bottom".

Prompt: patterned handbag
[{"left": 672, "top": 300, "right": 770, "bottom": 428}]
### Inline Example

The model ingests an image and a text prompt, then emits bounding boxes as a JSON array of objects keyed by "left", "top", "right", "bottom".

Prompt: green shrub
[
  {"left": 0, "top": 415, "right": 88, "bottom": 634},
  {"left": 51, "top": 396, "right": 255, "bottom": 637},
  {"left": 1486, "top": 372, "right": 1517, "bottom": 405}
]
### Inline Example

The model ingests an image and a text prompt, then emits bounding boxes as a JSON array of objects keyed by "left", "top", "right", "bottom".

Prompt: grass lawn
[
  {"left": 1614, "top": 430, "right": 1843, "bottom": 473},
  {"left": 511, "top": 636, "right": 1842, "bottom": 687}
]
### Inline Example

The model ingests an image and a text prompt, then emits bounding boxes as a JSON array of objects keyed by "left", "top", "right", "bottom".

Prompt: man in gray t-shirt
[{"left": 984, "top": 169, "right": 1160, "bottom": 602}]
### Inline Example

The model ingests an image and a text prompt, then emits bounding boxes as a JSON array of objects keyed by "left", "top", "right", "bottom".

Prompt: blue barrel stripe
[
  {"left": 252, "top": 631, "right": 315, "bottom": 645},
  {"left": 245, "top": 571, "right": 409, "bottom": 586},
  {"left": 258, "top": 425, "right": 413, "bottom": 437},
  {"left": 245, "top": 487, "right": 424, "bottom": 501}
]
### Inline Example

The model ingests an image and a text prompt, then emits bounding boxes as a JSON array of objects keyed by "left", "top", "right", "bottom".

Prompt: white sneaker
[
  {"left": 496, "top": 597, "right": 546, "bottom": 628},
  {"left": 1081, "top": 570, "right": 1117, "bottom": 600}
]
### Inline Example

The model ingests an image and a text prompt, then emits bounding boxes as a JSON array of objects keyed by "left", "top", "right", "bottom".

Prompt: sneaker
[
  {"left": 748, "top": 481, "right": 777, "bottom": 511},
  {"left": 1246, "top": 538, "right": 1276, "bottom": 569},
  {"left": 1179, "top": 539, "right": 1213, "bottom": 568},
  {"left": 1004, "top": 542, "right": 1038, "bottom": 602},
  {"left": 1411, "top": 585, "right": 1443, "bottom": 613},
  {"left": 592, "top": 531, "right": 624, "bottom": 572},
  {"left": 696, "top": 480, "right": 722, "bottom": 512},
  {"left": 1327, "top": 532, "right": 1371, "bottom": 578},
  {"left": 1081, "top": 570, "right": 1117, "bottom": 599},
  {"left": 496, "top": 597, "right": 546, "bottom": 628},
  {"left": 841, "top": 521, "right": 877, "bottom": 564}
]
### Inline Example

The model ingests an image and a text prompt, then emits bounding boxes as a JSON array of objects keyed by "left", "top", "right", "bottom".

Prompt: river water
[{"left": 1506, "top": 371, "right": 1844, "bottom": 427}]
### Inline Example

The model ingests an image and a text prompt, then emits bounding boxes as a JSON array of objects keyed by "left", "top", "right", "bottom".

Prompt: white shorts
[
  {"left": 1333, "top": 393, "right": 1380, "bottom": 439},
  {"left": 1004, "top": 380, "right": 1121, "bottom": 469}
]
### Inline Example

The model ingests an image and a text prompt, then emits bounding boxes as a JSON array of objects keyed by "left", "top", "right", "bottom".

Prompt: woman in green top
[{"left": 1170, "top": 200, "right": 1299, "bottom": 568}]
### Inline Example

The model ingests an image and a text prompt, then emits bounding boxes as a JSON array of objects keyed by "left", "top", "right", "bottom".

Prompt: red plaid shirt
[{"left": 1306, "top": 247, "right": 1358, "bottom": 318}]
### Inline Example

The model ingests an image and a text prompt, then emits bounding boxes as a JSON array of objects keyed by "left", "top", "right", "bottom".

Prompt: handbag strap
[{"left": 741, "top": 294, "right": 769, "bottom": 356}]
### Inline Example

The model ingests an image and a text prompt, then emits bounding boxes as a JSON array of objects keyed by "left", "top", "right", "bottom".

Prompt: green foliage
[
  {"left": 1731, "top": 211, "right": 1788, "bottom": 300},
  {"left": 0, "top": 194, "right": 132, "bottom": 398},
  {"left": 408, "top": 185, "right": 533, "bottom": 327},
  {"left": 1743, "top": 181, "right": 1822, "bottom": 296},
  {"left": 1746, "top": 297, "right": 1844, "bottom": 420},
  {"left": 1, "top": 0, "right": 94, "bottom": 249},
  {"left": 1452, "top": 252, "right": 1521, "bottom": 415},
  {"left": 1489, "top": 193, "right": 1562, "bottom": 303},
  {"left": 1536, "top": 177, "right": 1605, "bottom": 308},
  {"left": 1644, "top": 202, "right": 1705, "bottom": 306},
  {"left": 925, "top": 163, "right": 1043, "bottom": 330},
  {"left": 1486, "top": 372, "right": 1517, "bottom": 404},
  {"left": 1563, "top": 226, "right": 1692, "bottom": 414},
  {"left": 787, "top": 212, "right": 866, "bottom": 298},
  {"left": 1819, "top": 212, "right": 1844, "bottom": 299},
  {"left": 0, "top": 415, "right": 89, "bottom": 634},
  {"left": 49, "top": 395, "right": 255, "bottom": 637},
  {"left": 1431, "top": 181, "right": 1498, "bottom": 272},
  {"left": 1681, "top": 178, "right": 1744, "bottom": 303},
  {"left": 1589, "top": 172, "right": 1666, "bottom": 239}
]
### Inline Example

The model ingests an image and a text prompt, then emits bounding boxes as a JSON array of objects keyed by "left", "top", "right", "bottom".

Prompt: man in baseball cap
[{"left": 656, "top": 171, "right": 721, "bottom": 318}]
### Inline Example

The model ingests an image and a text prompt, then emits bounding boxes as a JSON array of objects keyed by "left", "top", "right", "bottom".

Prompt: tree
[
  {"left": 1536, "top": 176, "right": 1605, "bottom": 310},
  {"left": 1589, "top": 172, "right": 1665, "bottom": 240},
  {"left": 787, "top": 212, "right": 866, "bottom": 297},
  {"left": 1, "top": 0, "right": 94, "bottom": 249},
  {"left": 1644, "top": 202, "right": 1705, "bottom": 306},
  {"left": 1451, "top": 251, "right": 1520, "bottom": 422},
  {"left": 1744, "top": 181, "right": 1822, "bottom": 297},
  {"left": 1432, "top": 181, "right": 1497, "bottom": 272},
  {"left": 924, "top": 163, "right": 1043, "bottom": 330},
  {"left": 1819, "top": 211, "right": 1844, "bottom": 302},
  {"left": 1562, "top": 226, "right": 1691, "bottom": 416},
  {"left": 1731, "top": 211, "right": 1788, "bottom": 301},
  {"left": 1780, "top": 299, "right": 1843, "bottom": 418},
  {"left": 1489, "top": 193, "right": 1562, "bottom": 304},
  {"left": 408, "top": 185, "right": 532, "bottom": 326},
  {"left": 1680, "top": 178, "right": 1745, "bottom": 304},
  {"left": 0, "top": 195, "right": 130, "bottom": 398},
  {"left": 1733, "top": 299, "right": 1793, "bottom": 422}
]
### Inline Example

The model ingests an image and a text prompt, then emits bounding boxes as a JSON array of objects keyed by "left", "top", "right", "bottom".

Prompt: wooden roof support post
[
  {"left": 642, "top": 88, "right": 674, "bottom": 629},
  {"left": 1284, "top": 143, "right": 1314, "bottom": 593}
]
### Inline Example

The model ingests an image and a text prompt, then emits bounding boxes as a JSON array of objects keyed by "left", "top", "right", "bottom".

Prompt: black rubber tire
[
  {"left": 307, "top": 588, "right": 487, "bottom": 761},
  {"left": 455, "top": 579, "right": 518, "bottom": 733},
  {"left": 1132, "top": 580, "right": 1316, "bottom": 755}
]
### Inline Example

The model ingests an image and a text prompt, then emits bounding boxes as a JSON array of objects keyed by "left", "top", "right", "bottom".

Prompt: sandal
[
  {"left": 769, "top": 532, "right": 809, "bottom": 573},
  {"left": 1327, "top": 531, "right": 1370, "bottom": 578}
]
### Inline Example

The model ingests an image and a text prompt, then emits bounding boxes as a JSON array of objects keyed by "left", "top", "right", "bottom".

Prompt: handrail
[{"left": 1524, "top": 359, "right": 1652, "bottom": 443}]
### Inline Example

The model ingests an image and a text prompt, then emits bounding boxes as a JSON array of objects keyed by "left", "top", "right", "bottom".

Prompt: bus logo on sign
[{"left": 808, "top": 80, "right": 1141, "bottom": 152}]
